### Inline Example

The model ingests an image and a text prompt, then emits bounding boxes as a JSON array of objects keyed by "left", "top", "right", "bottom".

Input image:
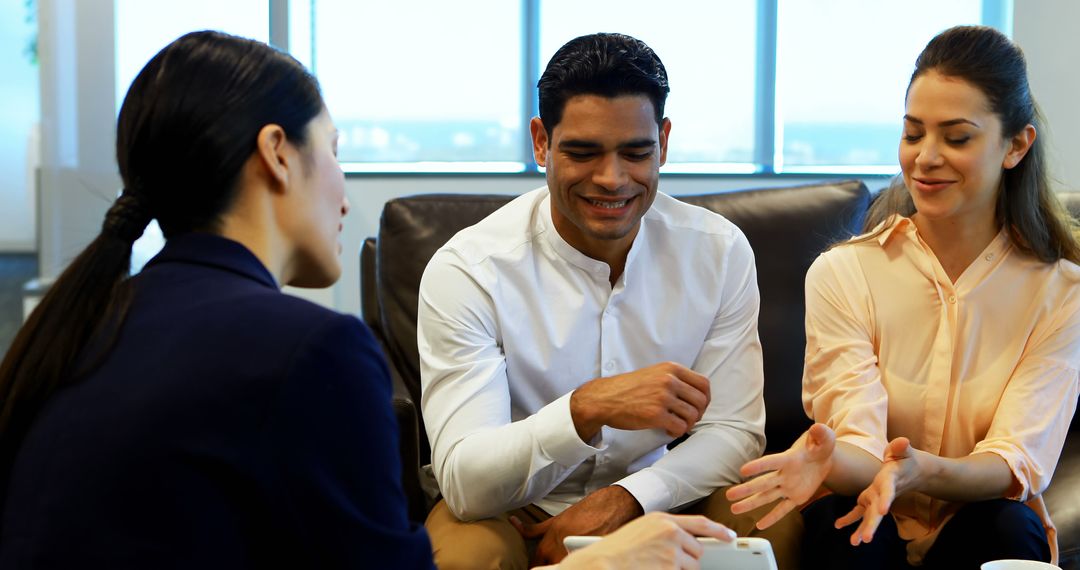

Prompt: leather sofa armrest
[
  {"left": 390, "top": 363, "right": 442, "bottom": 522},
  {"left": 391, "top": 392, "right": 429, "bottom": 523},
  {"left": 1045, "top": 431, "right": 1080, "bottom": 569},
  {"left": 368, "top": 321, "right": 431, "bottom": 523}
]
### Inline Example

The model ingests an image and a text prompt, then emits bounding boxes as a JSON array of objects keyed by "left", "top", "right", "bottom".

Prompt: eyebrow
[
  {"left": 903, "top": 115, "right": 981, "bottom": 128},
  {"left": 558, "top": 138, "right": 657, "bottom": 150}
]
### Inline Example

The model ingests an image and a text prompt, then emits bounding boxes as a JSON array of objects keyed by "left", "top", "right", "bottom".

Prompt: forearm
[
  {"left": 910, "top": 450, "right": 1015, "bottom": 502},
  {"left": 631, "top": 423, "right": 763, "bottom": 512},
  {"left": 823, "top": 441, "right": 884, "bottom": 496},
  {"left": 432, "top": 395, "right": 600, "bottom": 520}
]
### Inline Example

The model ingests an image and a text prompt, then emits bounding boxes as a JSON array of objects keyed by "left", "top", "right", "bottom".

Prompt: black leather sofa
[{"left": 361, "top": 180, "right": 1080, "bottom": 569}]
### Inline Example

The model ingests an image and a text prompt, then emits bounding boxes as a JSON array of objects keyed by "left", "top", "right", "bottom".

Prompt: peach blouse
[{"left": 803, "top": 216, "right": 1080, "bottom": 565}]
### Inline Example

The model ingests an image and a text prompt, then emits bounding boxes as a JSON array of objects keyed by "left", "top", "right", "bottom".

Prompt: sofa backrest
[
  {"left": 363, "top": 180, "right": 871, "bottom": 462},
  {"left": 1058, "top": 192, "right": 1080, "bottom": 435}
]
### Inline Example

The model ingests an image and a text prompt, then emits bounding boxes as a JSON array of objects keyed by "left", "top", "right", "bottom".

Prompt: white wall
[{"left": 1013, "top": 0, "right": 1080, "bottom": 192}]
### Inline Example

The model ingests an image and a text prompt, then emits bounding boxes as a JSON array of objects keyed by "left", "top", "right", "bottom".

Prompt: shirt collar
[
  {"left": 537, "top": 189, "right": 649, "bottom": 281},
  {"left": 874, "top": 214, "right": 1011, "bottom": 257},
  {"left": 876, "top": 214, "right": 915, "bottom": 247},
  {"left": 144, "top": 232, "right": 279, "bottom": 289}
]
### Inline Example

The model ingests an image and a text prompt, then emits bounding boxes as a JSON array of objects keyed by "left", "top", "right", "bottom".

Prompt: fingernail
[{"left": 724, "top": 528, "right": 737, "bottom": 540}]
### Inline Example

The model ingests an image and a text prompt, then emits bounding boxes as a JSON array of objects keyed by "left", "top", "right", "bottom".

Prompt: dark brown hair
[
  {"left": 537, "top": 32, "right": 670, "bottom": 135},
  {"left": 856, "top": 26, "right": 1080, "bottom": 264}
]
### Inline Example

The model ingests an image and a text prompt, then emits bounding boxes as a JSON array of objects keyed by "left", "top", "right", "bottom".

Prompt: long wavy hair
[{"left": 855, "top": 25, "right": 1080, "bottom": 264}]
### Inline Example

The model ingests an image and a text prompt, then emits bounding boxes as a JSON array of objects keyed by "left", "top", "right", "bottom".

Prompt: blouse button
[{"left": 947, "top": 295, "right": 957, "bottom": 304}]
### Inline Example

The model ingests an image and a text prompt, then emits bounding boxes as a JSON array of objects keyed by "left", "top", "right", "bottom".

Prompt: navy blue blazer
[{"left": 0, "top": 233, "right": 434, "bottom": 569}]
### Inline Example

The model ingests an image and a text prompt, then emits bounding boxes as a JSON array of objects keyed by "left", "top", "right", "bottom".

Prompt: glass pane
[
  {"left": 115, "top": 0, "right": 270, "bottom": 114},
  {"left": 776, "top": 0, "right": 985, "bottom": 171},
  {"left": 313, "top": 0, "right": 523, "bottom": 165},
  {"left": 115, "top": 0, "right": 270, "bottom": 273},
  {"left": 540, "top": 0, "right": 758, "bottom": 168},
  {"left": 0, "top": 1, "right": 39, "bottom": 247}
]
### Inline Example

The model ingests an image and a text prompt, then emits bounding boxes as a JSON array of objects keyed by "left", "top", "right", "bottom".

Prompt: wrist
[
  {"left": 607, "top": 485, "right": 645, "bottom": 522},
  {"left": 570, "top": 388, "right": 603, "bottom": 443},
  {"left": 903, "top": 448, "right": 935, "bottom": 495}
]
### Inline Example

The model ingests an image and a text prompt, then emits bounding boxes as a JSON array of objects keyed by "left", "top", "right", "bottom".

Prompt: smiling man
[{"left": 417, "top": 33, "right": 801, "bottom": 569}]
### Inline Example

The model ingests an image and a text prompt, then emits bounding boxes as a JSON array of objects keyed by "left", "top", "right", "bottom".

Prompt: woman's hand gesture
[
  {"left": 726, "top": 423, "right": 837, "bottom": 530},
  {"left": 835, "top": 437, "right": 921, "bottom": 545}
]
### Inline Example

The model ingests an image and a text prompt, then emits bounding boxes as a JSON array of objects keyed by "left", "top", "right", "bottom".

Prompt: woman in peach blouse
[{"left": 727, "top": 25, "right": 1080, "bottom": 569}]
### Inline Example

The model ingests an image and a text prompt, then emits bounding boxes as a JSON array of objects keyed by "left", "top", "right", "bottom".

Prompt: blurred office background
[{"left": 2, "top": 0, "right": 1079, "bottom": 355}]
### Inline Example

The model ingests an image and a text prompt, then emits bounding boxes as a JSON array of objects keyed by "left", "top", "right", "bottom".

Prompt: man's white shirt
[{"left": 418, "top": 187, "right": 765, "bottom": 520}]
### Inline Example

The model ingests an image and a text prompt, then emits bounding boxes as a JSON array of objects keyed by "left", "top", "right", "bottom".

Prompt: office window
[
  {"left": 129, "top": 0, "right": 1004, "bottom": 174},
  {"left": 307, "top": 0, "right": 1009, "bottom": 174},
  {"left": 775, "top": 0, "right": 985, "bottom": 172},
  {"left": 0, "top": 0, "right": 39, "bottom": 248},
  {"left": 115, "top": 0, "right": 270, "bottom": 113},
  {"left": 115, "top": 0, "right": 270, "bottom": 272},
  {"left": 312, "top": 0, "right": 524, "bottom": 171},
  {"left": 539, "top": 0, "right": 759, "bottom": 173}
]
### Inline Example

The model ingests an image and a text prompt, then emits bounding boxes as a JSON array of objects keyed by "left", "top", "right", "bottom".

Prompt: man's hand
[
  {"left": 511, "top": 486, "right": 643, "bottom": 567},
  {"left": 725, "top": 423, "right": 836, "bottom": 530},
  {"left": 835, "top": 437, "right": 922, "bottom": 545},
  {"left": 569, "top": 362, "right": 710, "bottom": 442}
]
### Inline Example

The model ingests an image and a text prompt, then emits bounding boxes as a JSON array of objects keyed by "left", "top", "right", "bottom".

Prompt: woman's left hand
[{"left": 834, "top": 437, "right": 922, "bottom": 545}]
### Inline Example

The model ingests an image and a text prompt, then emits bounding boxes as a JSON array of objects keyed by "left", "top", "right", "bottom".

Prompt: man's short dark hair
[{"left": 537, "top": 33, "right": 670, "bottom": 136}]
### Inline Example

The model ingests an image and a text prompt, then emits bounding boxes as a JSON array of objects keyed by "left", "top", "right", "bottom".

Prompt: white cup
[{"left": 981, "top": 560, "right": 1061, "bottom": 570}]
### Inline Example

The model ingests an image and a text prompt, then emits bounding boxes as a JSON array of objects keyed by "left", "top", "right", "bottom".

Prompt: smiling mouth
[
  {"left": 587, "top": 198, "right": 631, "bottom": 209},
  {"left": 913, "top": 177, "right": 956, "bottom": 191}
]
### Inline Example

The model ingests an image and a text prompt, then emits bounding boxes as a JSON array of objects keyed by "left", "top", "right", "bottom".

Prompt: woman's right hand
[
  {"left": 725, "top": 423, "right": 837, "bottom": 530},
  {"left": 550, "top": 512, "right": 736, "bottom": 570}
]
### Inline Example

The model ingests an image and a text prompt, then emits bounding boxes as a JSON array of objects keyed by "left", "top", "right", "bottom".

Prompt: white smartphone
[{"left": 563, "top": 535, "right": 778, "bottom": 570}]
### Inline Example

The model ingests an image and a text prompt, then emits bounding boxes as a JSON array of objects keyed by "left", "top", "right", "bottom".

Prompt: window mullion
[
  {"left": 523, "top": 0, "right": 540, "bottom": 172},
  {"left": 755, "top": 0, "right": 778, "bottom": 174},
  {"left": 269, "top": 0, "right": 289, "bottom": 51}
]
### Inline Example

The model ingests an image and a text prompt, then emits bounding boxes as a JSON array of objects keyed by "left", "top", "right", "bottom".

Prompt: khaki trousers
[{"left": 425, "top": 486, "right": 804, "bottom": 570}]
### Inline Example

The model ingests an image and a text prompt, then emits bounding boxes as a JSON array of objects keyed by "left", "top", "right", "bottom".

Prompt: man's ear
[
  {"left": 530, "top": 117, "right": 549, "bottom": 168},
  {"left": 255, "top": 124, "right": 291, "bottom": 190},
  {"left": 658, "top": 118, "right": 672, "bottom": 167},
  {"left": 1003, "top": 124, "right": 1036, "bottom": 170}
]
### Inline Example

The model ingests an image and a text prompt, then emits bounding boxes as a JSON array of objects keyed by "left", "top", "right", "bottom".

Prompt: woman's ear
[
  {"left": 255, "top": 124, "right": 291, "bottom": 190},
  {"left": 1003, "top": 124, "right": 1036, "bottom": 170}
]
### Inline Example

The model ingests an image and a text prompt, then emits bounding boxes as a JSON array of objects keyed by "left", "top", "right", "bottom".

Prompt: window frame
[{"left": 271, "top": 0, "right": 1012, "bottom": 176}]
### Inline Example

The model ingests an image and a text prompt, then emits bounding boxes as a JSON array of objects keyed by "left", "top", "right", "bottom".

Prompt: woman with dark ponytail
[
  {"left": 0, "top": 31, "right": 732, "bottom": 569},
  {"left": 727, "top": 26, "right": 1080, "bottom": 568},
  {"left": 0, "top": 31, "right": 440, "bottom": 568}
]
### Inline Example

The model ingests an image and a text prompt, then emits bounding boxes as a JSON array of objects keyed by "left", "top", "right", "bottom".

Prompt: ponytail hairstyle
[
  {"left": 0, "top": 31, "right": 324, "bottom": 487},
  {"left": 857, "top": 26, "right": 1080, "bottom": 263}
]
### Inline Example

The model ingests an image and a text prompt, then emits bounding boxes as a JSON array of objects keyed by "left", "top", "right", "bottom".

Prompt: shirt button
[
  {"left": 604, "top": 361, "right": 615, "bottom": 371},
  {"left": 985, "top": 254, "right": 994, "bottom": 261},
  {"left": 947, "top": 295, "right": 957, "bottom": 304}
]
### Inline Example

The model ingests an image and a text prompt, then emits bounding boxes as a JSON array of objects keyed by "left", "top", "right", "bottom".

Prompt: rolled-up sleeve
[
  {"left": 972, "top": 299, "right": 1080, "bottom": 500},
  {"left": 802, "top": 251, "right": 889, "bottom": 460}
]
